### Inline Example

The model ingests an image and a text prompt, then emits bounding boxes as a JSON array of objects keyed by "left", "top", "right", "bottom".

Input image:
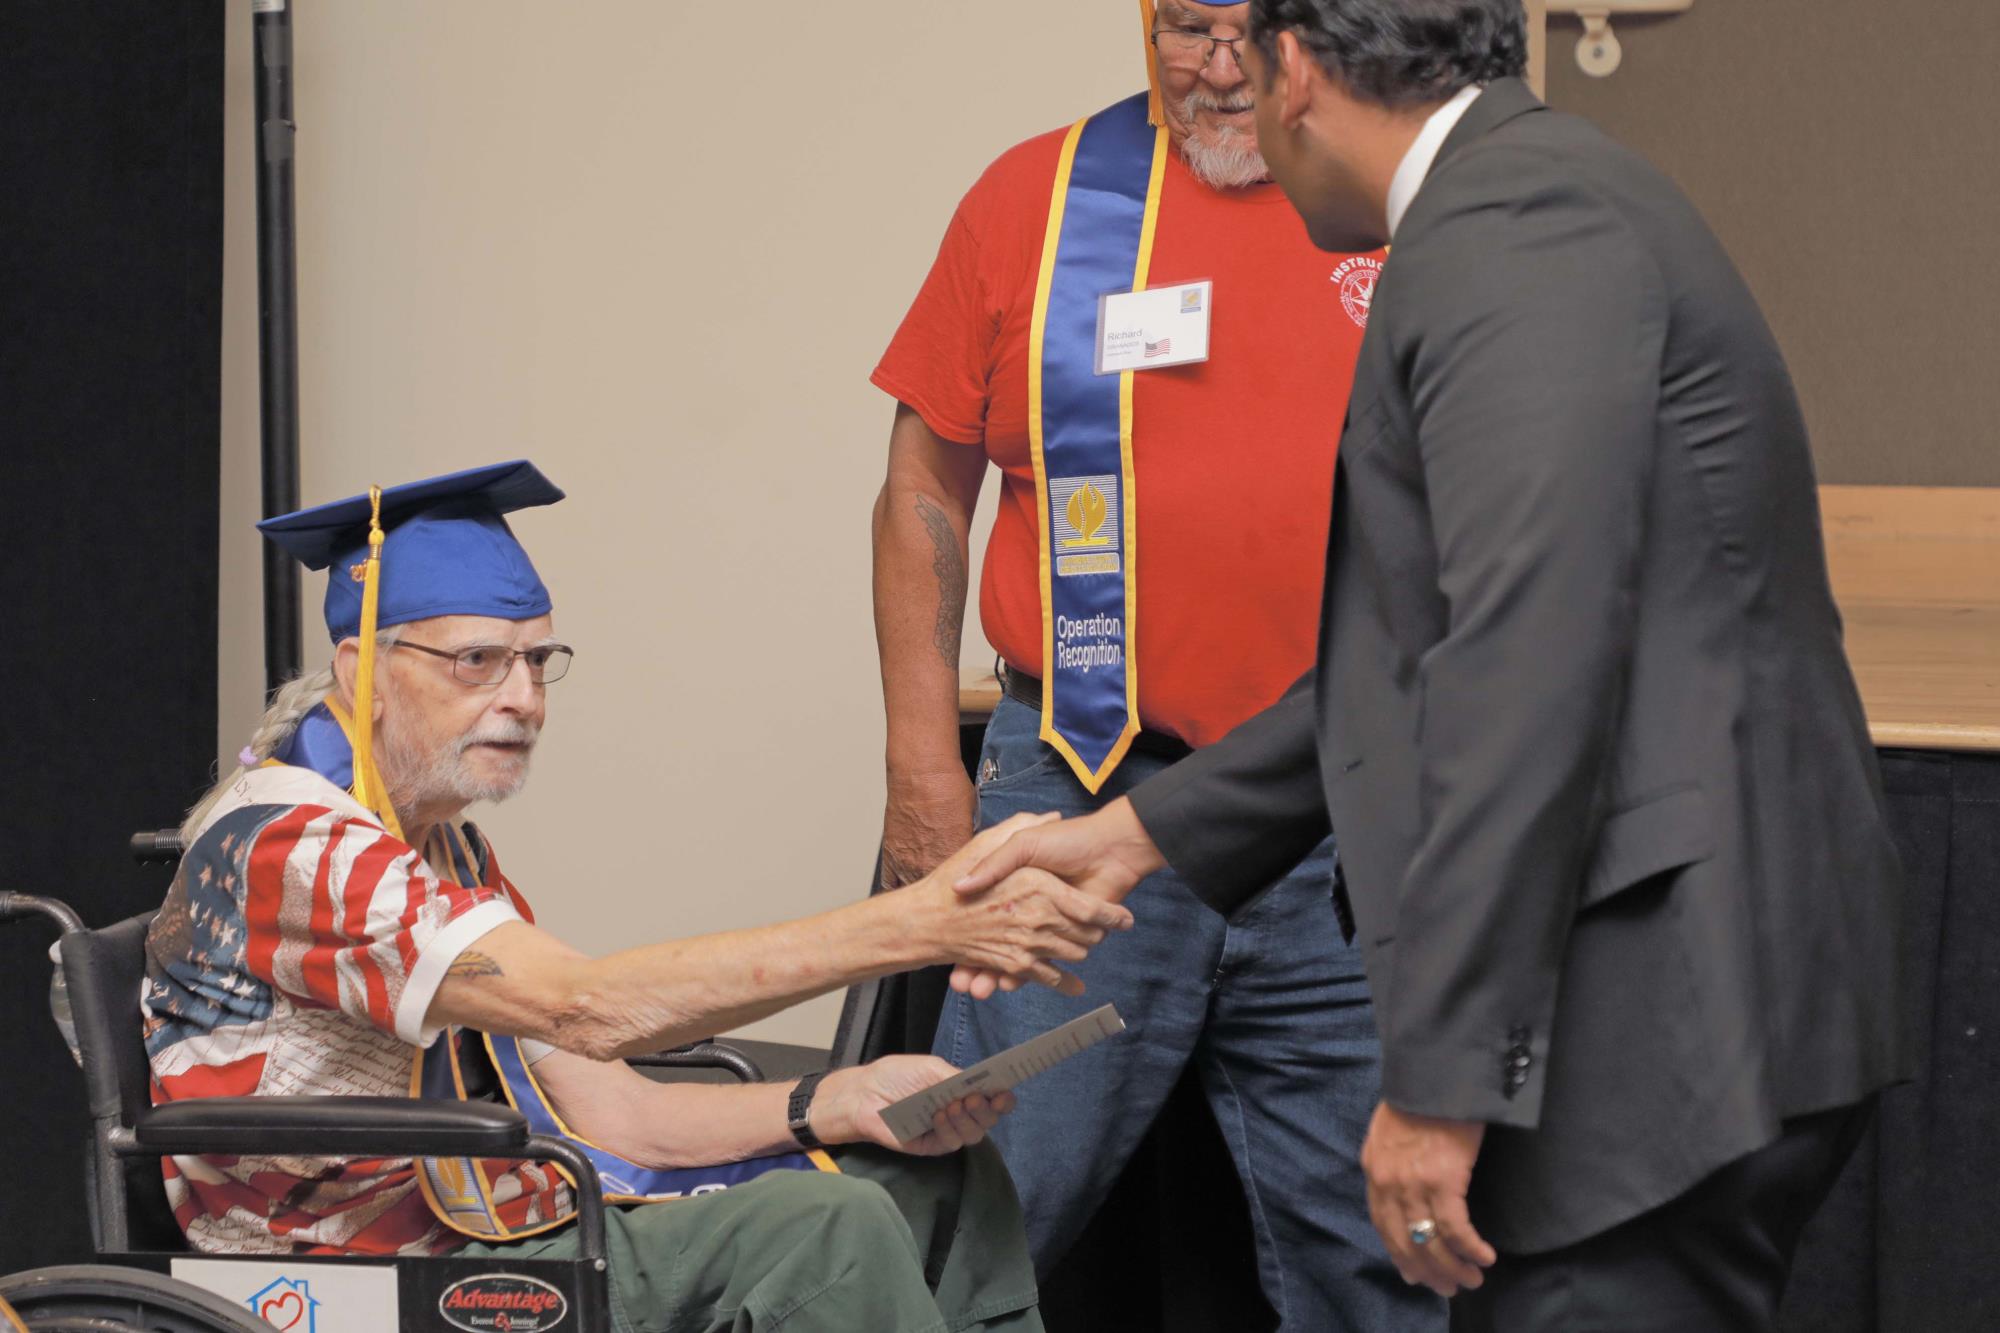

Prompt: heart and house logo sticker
[{"left": 245, "top": 1276, "right": 318, "bottom": 1332}]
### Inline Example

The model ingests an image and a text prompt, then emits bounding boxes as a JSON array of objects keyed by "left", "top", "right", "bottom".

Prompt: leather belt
[{"left": 999, "top": 668, "right": 1194, "bottom": 763}]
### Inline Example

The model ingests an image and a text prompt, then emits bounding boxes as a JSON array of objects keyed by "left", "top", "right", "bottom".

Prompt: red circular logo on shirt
[{"left": 1331, "top": 256, "right": 1383, "bottom": 329}]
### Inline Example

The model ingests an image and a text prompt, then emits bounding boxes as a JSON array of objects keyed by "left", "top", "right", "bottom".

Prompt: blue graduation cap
[
  {"left": 256, "top": 460, "right": 563, "bottom": 834},
  {"left": 258, "top": 460, "right": 563, "bottom": 642}
]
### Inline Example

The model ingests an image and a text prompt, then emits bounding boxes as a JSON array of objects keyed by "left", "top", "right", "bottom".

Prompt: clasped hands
[
  {"left": 937, "top": 797, "right": 1163, "bottom": 998},
  {"left": 934, "top": 798, "right": 1498, "bottom": 1299},
  {"left": 911, "top": 809, "right": 1142, "bottom": 995}
]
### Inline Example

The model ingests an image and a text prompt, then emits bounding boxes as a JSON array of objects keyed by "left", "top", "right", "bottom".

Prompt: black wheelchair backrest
[{"left": 61, "top": 909, "right": 187, "bottom": 1252}]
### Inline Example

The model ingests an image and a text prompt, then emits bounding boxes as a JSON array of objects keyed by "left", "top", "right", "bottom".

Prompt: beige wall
[
  {"left": 1545, "top": 0, "right": 2000, "bottom": 486},
  {"left": 218, "top": 1, "right": 1140, "bottom": 1046}
]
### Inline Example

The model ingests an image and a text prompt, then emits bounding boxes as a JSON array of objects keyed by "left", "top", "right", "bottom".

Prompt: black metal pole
[{"left": 254, "top": 0, "right": 302, "bottom": 695}]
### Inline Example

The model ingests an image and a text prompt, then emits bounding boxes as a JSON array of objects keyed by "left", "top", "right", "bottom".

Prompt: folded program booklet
[{"left": 880, "top": 1004, "right": 1127, "bottom": 1143}]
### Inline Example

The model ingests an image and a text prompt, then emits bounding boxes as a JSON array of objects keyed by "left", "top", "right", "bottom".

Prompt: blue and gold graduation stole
[
  {"left": 413, "top": 1030, "right": 838, "bottom": 1242},
  {"left": 1029, "top": 91, "right": 1167, "bottom": 792}
]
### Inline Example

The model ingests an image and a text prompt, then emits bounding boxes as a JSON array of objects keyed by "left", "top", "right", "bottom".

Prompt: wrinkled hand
[
  {"left": 947, "top": 798, "right": 1164, "bottom": 999},
  {"left": 914, "top": 813, "right": 1135, "bottom": 996},
  {"left": 879, "top": 770, "right": 978, "bottom": 889},
  {"left": 812, "top": 1055, "right": 1016, "bottom": 1156},
  {"left": 1361, "top": 1101, "right": 1495, "bottom": 1297}
]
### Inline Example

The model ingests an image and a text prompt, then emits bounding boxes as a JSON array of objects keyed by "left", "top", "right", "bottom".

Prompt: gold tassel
[
  {"left": 346, "top": 485, "right": 400, "bottom": 837},
  {"left": 1140, "top": 0, "right": 1165, "bottom": 127}
]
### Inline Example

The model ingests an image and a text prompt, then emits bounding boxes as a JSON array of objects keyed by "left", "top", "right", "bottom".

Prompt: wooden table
[{"left": 1822, "top": 486, "right": 2000, "bottom": 753}]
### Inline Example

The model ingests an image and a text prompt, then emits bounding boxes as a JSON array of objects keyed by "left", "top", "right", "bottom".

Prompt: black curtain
[
  {"left": 0, "top": 1, "right": 224, "bottom": 1272},
  {"left": 1780, "top": 750, "right": 2000, "bottom": 1330}
]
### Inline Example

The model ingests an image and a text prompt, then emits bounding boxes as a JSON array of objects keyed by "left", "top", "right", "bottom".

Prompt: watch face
[{"left": 789, "top": 1073, "right": 824, "bottom": 1146}]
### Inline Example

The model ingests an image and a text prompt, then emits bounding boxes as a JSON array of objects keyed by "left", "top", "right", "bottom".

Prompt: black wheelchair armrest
[
  {"left": 121, "top": 1097, "right": 609, "bottom": 1262},
  {"left": 627, "top": 1040, "right": 765, "bottom": 1083},
  {"left": 130, "top": 1096, "right": 529, "bottom": 1158}
]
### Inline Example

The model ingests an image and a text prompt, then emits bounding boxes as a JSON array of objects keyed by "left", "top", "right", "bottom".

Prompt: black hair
[{"left": 1249, "top": 0, "right": 1528, "bottom": 108}]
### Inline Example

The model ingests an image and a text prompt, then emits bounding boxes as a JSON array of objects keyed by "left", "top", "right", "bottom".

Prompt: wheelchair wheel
[{"left": 0, "top": 1264, "right": 270, "bottom": 1332}]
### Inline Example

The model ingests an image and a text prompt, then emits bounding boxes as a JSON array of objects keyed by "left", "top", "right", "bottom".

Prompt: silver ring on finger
[{"left": 1409, "top": 1218, "right": 1438, "bottom": 1247}]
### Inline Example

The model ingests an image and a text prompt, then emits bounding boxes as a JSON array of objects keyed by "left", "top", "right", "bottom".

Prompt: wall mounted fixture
[{"left": 1545, "top": 1, "right": 1694, "bottom": 78}]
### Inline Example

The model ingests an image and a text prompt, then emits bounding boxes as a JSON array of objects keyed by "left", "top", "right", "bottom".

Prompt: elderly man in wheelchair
[{"left": 48, "top": 461, "right": 1128, "bottom": 1333}]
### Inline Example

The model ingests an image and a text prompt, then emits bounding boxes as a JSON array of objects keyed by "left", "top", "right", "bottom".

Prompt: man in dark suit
[{"left": 950, "top": 0, "right": 1909, "bottom": 1326}]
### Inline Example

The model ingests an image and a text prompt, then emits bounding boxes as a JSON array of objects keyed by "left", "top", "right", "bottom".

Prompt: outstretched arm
[{"left": 424, "top": 814, "right": 1133, "bottom": 1062}]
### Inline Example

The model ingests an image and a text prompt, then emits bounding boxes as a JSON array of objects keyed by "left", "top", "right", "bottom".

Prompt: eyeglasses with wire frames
[
  {"left": 394, "top": 640, "right": 575, "bottom": 686},
  {"left": 1150, "top": 26, "right": 1249, "bottom": 71}
]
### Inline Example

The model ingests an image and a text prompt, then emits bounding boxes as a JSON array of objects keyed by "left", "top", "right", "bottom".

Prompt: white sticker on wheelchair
[{"left": 171, "top": 1258, "right": 398, "bottom": 1332}]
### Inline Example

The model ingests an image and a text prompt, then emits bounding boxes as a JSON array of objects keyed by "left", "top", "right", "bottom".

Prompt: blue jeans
[{"left": 935, "top": 697, "right": 1444, "bottom": 1333}]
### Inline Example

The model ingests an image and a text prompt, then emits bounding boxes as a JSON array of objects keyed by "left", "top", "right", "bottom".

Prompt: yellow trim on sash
[
  {"left": 1115, "top": 124, "right": 1168, "bottom": 780},
  {"left": 1029, "top": 118, "right": 1166, "bottom": 794},
  {"left": 411, "top": 1031, "right": 576, "bottom": 1243},
  {"left": 1028, "top": 115, "right": 1088, "bottom": 790}
]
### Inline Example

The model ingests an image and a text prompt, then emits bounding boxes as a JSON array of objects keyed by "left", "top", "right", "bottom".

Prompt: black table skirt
[{"left": 1779, "top": 749, "right": 2000, "bottom": 1331}]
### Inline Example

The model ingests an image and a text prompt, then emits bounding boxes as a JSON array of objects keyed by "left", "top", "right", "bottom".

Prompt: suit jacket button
[{"left": 1500, "top": 1030, "right": 1533, "bottom": 1098}]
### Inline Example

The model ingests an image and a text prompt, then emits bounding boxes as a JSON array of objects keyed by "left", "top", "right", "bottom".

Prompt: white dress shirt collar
[{"left": 1385, "top": 83, "right": 1485, "bottom": 240}]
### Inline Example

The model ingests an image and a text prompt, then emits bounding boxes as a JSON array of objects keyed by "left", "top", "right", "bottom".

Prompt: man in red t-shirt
[{"left": 869, "top": 4, "right": 1435, "bottom": 1329}]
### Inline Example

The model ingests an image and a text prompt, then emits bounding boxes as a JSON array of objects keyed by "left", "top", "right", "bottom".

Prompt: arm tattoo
[
  {"left": 914, "top": 494, "right": 967, "bottom": 669},
  {"left": 446, "top": 950, "right": 504, "bottom": 980}
]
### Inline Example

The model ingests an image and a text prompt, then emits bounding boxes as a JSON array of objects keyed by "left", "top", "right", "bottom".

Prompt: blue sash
[{"left": 1030, "top": 93, "right": 1167, "bottom": 792}]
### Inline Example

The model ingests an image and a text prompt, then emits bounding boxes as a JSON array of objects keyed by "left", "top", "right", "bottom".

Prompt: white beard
[
  {"left": 381, "top": 716, "right": 537, "bottom": 814},
  {"left": 1177, "top": 91, "right": 1271, "bottom": 190}
]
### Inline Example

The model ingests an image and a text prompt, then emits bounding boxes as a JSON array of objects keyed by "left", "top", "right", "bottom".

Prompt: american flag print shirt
[{"left": 141, "top": 765, "right": 562, "bottom": 1255}]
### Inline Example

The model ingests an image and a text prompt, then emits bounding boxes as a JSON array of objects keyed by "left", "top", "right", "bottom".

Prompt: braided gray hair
[{"left": 180, "top": 631, "right": 403, "bottom": 841}]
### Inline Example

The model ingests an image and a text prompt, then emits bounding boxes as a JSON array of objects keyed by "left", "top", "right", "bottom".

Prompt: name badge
[{"left": 1094, "top": 280, "right": 1212, "bottom": 375}]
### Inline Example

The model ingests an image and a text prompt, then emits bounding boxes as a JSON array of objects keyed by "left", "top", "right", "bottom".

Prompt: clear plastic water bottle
[{"left": 48, "top": 938, "right": 82, "bottom": 1068}]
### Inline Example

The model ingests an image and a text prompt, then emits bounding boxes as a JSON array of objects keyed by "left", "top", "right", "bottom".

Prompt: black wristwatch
[{"left": 788, "top": 1070, "right": 829, "bottom": 1150}]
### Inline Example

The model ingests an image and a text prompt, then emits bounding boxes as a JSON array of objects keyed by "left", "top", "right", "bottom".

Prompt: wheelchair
[{"left": 0, "top": 863, "right": 769, "bottom": 1333}]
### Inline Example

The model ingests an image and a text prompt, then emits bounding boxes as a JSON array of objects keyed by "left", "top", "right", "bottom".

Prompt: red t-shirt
[{"left": 873, "top": 119, "right": 1381, "bottom": 747}]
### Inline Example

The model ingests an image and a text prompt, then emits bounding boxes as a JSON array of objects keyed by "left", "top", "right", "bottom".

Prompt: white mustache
[
  {"left": 1185, "top": 91, "right": 1254, "bottom": 116},
  {"left": 458, "top": 723, "right": 538, "bottom": 752}
]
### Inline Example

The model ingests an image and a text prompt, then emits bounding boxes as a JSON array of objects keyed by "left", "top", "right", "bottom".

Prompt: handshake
[{"left": 902, "top": 799, "right": 1166, "bottom": 999}]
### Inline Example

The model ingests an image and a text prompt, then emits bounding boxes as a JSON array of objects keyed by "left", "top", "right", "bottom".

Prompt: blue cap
[{"left": 258, "top": 460, "right": 563, "bottom": 642}]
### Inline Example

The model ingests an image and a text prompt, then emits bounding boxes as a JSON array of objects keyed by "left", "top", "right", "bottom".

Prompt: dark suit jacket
[{"left": 1128, "top": 79, "right": 1909, "bottom": 1252}]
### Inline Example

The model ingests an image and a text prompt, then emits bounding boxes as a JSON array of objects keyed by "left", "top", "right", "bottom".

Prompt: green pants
[{"left": 461, "top": 1141, "right": 1043, "bottom": 1333}]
